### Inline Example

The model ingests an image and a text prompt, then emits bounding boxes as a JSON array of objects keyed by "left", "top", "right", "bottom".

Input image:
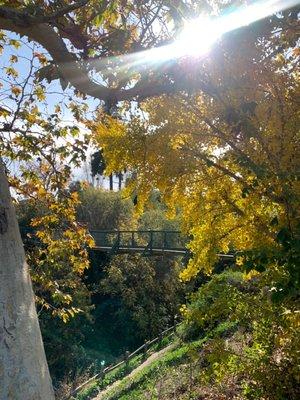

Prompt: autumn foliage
[{"left": 0, "top": 1, "right": 299, "bottom": 397}]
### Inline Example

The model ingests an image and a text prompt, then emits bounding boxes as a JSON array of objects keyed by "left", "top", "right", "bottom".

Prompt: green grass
[
  {"left": 101, "top": 339, "right": 204, "bottom": 400},
  {"left": 100, "top": 321, "right": 237, "bottom": 400},
  {"left": 74, "top": 334, "right": 174, "bottom": 400}
]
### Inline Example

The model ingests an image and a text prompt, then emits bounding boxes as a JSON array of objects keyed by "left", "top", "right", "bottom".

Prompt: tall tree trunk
[
  {"left": 118, "top": 172, "right": 123, "bottom": 191},
  {"left": 0, "top": 161, "right": 54, "bottom": 400},
  {"left": 109, "top": 173, "right": 113, "bottom": 191}
]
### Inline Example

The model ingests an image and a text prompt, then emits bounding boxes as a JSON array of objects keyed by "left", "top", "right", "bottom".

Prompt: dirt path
[{"left": 94, "top": 344, "right": 174, "bottom": 400}]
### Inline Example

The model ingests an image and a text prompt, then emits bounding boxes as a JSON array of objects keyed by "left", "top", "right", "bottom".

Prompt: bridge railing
[{"left": 89, "top": 230, "right": 187, "bottom": 251}]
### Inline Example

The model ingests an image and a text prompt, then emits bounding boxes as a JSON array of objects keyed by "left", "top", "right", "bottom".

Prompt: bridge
[
  {"left": 20, "top": 226, "right": 234, "bottom": 260},
  {"left": 89, "top": 230, "right": 235, "bottom": 260}
]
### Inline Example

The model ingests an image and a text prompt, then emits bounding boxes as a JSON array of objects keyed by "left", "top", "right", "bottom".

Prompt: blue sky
[{"left": 0, "top": 31, "right": 111, "bottom": 186}]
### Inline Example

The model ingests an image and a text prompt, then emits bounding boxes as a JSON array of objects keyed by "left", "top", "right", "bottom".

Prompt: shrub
[{"left": 180, "top": 268, "right": 300, "bottom": 399}]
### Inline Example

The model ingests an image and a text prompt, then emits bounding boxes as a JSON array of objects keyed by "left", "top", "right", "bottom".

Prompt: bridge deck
[{"left": 93, "top": 245, "right": 187, "bottom": 255}]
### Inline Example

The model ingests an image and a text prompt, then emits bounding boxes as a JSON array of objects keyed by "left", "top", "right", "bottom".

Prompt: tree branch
[
  {"left": 181, "top": 146, "right": 250, "bottom": 187},
  {"left": 0, "top": 7, "right": 207, "bottom": 103},
  {"left": 0, "top": 14, "right": 116, "bottom": 101},
  {"left": 0, "top": 2, "right": 90, "bottom": 25},
  {"left": 40, "top": 0, "right": 90, "bottom": 22}
]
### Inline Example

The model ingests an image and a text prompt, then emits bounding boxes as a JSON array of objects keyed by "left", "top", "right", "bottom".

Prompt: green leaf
[
  {"left": 241, "top": 187, "right": 250, "bottom": 198},
  {"left": 276, "top": 228, "right": 291, "bottom": 247},
  {"left": 270, "top": 216, "right": 278, "bottom": 227}
]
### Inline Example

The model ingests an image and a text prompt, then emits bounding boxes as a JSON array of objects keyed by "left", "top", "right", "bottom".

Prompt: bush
[
  {"left": 77, "top": 187, "right": 134, "bottom": 230},
  {"left": 180, "top": 269, "right": 245, "bottom": 341},
  {"left": 180, "top": 268, "right": 300, "bottom": 399},
  {"left": 100, "top": 254, "right": 185, "bottom": 341}
]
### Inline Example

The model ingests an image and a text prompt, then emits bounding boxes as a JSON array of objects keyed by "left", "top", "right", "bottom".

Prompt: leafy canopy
[{"left": 92, "top": 7, "right": 299, "bottom": 284}]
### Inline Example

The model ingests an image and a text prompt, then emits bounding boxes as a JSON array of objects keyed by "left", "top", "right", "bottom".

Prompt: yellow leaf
[{"left": 11, "top": 85, "right": 21, "bottom": 97}]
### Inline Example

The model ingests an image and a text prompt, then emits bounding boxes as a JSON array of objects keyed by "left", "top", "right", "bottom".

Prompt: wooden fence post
[
  {"left": 159, "top": 332, "right": 163, "bottom": 345},
  {"left": 124, "top": 351, "right": 130, "bottom": 372},
  {"left": 98, "top": 369, "right": 104, "bottom": 388},
  {"left": 163, "top": 231, "right": 167, "bottom": 249},
  {"left": 143, "top": 341, "right": 148, "bottom": 360}
]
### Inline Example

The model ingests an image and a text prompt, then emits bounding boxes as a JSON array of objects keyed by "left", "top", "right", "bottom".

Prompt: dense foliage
[
  {"left": 89, "top": 6, "right": 299, "bottom": 399},
  {"left": 1, "top": 1, "right": 299, "bottom": 398},
  {"left": 101, "top": 254, "right": 184, "bottom": 339},
  {"left": 94, "top": 14, "right": 299, "bottom": 279},
  {"left": 178, "top": 268, "right": 300, "bottom": 399},
  {"left": 77, "top": 186, "right": 134, "bottom": 230},
  {"left": 17, "top": 187, "right": 185, "bottom": 388},
  {"left": 97, "top": 269, "right": 299, "bottom": 400}
]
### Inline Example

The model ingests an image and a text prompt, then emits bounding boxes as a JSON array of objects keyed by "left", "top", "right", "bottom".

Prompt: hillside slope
[
  {"left": 75, "top": 269, "right": 299, "bottom": 400},
  {"left": 91, "top": 322, "right": 237, "bottom": 400},
  {"left": 94, "top": 344, "right": 175, "bottom": 400}
]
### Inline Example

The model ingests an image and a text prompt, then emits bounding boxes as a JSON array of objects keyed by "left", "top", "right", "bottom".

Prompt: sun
[
  {"left": 95, "top": 0, "right": 298, "bottom": 75},
  {"left": 174, "top": 17, "right": 221, "bottom": 57},
  {"left": 167, "top": 0, "right": 297, "bottom": 59}
]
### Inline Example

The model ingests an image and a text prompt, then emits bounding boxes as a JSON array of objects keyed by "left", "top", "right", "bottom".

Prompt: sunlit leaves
[
  {"left": 5, "top": 66, "right": 18, "bottom": 78},
  {"left": 0, "top": 33, "right": 93, "bottom": 323},
  {"left": 9, "top": 54, "right": 18, "bottom": 63},
  {"left": 33, "top": 51, "right": 48, "bottom": 66},
  {"left": 34, "top": 85, "right": 46, "bottom": 101},
  {"left": 10, "top": 85, "right": 21, "bottom": 97},
  {"left": 92, "top": 17, "right": 299, "bottom": 282},
  {"left": 23, "top": 178, "right": 94, "bottom": 322},
  {"left": 8, "top": 38, "right": 21, "bottom": 49}
]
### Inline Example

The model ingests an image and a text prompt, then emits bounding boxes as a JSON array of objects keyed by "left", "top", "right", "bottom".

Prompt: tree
[
  {"left": 91, "top": 149, "right": 114, "bottom": 190},
  {"left": 0, "top": 0, "right": 192, "bottom": 103},
  {"left": 1, "top": 151, "right": 93, "bottom": 399},
  {"left": 0, "top": 29, "right": 92, "bottom": 399},
  {"left": 0, "top": 1, "right": 298, "bottom": 398},
  {"left": 77, "top": 186, "right": 134, "bottom": 230},
  {"left": 92, "top": 7, "right": 299, "bottom": 282},
  {"left": 91, "top": 150, "right": 106, "bottom": 183},
  {"left": 0, "top": 1, "right": 173, "bottom": 393},
  {"left": 100, "top": 254, "right": 185, "bottom": 340},
  {"left": 0, "top": 161, "right": 55, "bottom": 399},
  {"left": 5, "top": 1, "right": 292, "bottom": 103},
  {"left": 92, "top": 11, "right": 299, "bottom": 398}
]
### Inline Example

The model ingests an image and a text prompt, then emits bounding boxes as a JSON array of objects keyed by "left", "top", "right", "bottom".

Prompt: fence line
[{"left": 66, "top": 324, "right": 177, "bottom": 399}]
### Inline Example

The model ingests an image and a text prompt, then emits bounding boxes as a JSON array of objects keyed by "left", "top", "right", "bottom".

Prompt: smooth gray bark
[{"left": 0, "top": 160, "right": 54, "bottom": 400}]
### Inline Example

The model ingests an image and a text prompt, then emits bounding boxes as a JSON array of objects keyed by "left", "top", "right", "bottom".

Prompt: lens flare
[
  {"left": 174, "top": 17, "right": 221, "bottom": 57},
  {"left": 90, "top": 0, "right": 298, "bottom": 81},
  {"left": 170, "top": 0, "right": 298, "bottom": 57}
]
